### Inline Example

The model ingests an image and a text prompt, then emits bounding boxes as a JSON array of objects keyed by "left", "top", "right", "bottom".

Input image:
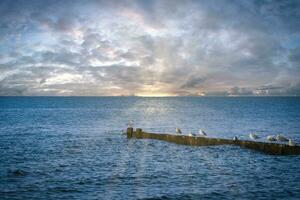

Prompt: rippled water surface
[{"left": 0, "top": 97, "right": 300, "bottom": 199}]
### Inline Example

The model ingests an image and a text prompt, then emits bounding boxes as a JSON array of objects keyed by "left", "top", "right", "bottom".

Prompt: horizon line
[{"left": 0, "top": 95, "right": 300, "bottom": 98}]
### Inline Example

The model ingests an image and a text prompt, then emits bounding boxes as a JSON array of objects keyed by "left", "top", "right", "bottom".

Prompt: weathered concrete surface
[{"left": 127, "top": 128, "right": 300, "bottom": 155}]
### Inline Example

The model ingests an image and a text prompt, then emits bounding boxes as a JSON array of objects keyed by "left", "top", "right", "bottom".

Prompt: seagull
[
  {"left": 188, "top": 132, "right": 196, "bottom": 137},
  {"left": 233, "top": 136, "right": 238, "bottom": 141},
  {"left": 267, "top": 135, "right": 276, "bottom": 141},
  {"left": 198, "top": 129, "right": 207, "bottom": 137},
  {"left": 127, "top": 120, "right": 134, "bottom": 128},
  {"left": 176, "top": 128, "right": 182, "bottom": 135},
  {"left": 276, "top": 134, "right": 289, "bottom": 142},
  {"left": 249, "top": 133, "right": 259, "bottom": 140},
  {"left": 288, "top": 139, "right": 296, "bottom": 146}
]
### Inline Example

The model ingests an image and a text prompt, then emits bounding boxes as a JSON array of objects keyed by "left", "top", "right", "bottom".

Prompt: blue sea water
[{"left": 0, "top": 97, "right": 300, "bottom": 200}]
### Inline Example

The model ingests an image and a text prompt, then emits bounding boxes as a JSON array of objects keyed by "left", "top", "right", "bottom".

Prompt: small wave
[{"left": 48, "top": 187, "right": 79, "bottom": 193}]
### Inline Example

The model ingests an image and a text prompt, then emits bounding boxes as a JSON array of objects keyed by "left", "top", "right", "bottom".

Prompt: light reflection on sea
[{"left": 0, "top": 97, "right": 300, "bottom": 199}]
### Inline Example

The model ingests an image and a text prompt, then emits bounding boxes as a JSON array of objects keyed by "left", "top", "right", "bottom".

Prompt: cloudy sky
[{"left": 0, "top": 0, "right": 300, "bottom": 96}]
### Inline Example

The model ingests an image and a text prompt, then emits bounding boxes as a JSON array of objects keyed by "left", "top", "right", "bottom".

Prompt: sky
[{"left": 0, "top": 0, "right": 300, "bottom": 96}]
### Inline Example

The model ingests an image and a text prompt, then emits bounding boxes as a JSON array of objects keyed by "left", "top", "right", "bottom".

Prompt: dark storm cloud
[
  {"left": 181, "top": 77, "right": 205, "bottom": 89},
  {"left": 0, "top": 0, "right": 300, "bottom": 96}
]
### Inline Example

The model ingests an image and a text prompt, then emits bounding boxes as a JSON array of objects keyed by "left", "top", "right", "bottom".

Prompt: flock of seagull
[
  {"left": 127, "top": 120, "right": 296, "bottom": 146},
  {"left": 249, "top": 133, "right": 295, "bottom": 146},
  {"left": 176, "top": 128, "right": 207, "bottom": 137},
  {"left": 176, "top": 128, "right": 296, "bottom": 147}
]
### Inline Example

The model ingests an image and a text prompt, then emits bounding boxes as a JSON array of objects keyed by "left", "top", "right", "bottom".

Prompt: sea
[{"left": 0, "top": 97, "right": 300, "bottom": 199}]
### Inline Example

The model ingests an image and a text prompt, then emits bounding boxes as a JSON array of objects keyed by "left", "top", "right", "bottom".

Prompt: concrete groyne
[{"left": 127, "top": 128, "right": 300, "bottom": 155}]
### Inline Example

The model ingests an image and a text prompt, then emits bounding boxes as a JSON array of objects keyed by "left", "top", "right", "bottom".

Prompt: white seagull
[
  {"left": 189, "top": 132, "right": 196, "bottom": 137},
  {"left": 249, "top": 133, "right": 259, "bottom": 140},
  {"left": 267, "top": 135, "right": 276, "bottom": 141},
  {"left": 233, "top": 136, "right": 238, "bottom": 141},
  {"left": 198, "top": 129, "right": 207, "bottom": 137},
  {"left": 127, "top": 120, "right": 134, "bottom": 128},
  {"left": 288, "top": 139, "right": 296, "bottom": 146},
  {"left": 276, "top": 134, "right": 289, "bottom": 142},
  {"left": 176, "top": 128, "right": 182, "bottom": 135}
]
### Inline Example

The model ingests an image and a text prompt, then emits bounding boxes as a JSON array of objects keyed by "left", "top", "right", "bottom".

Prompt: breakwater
[{"left": 127, "top": 128, "right": 300, "bottom": 155}]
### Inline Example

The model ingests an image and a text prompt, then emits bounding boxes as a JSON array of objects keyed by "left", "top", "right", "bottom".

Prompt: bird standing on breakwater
[
  {"left": 198, "top": 129, "right": 207, "bottom": 137},
  {"left": 289, "top": 139, "right": 296, "bottom": 146},
  {"left": 176, "top": 128, "right": 182, "bottom": 135},
  {"left": 189, "top": 132, "right": 196, "bottom": 137},
  {"left": 127, "top": 120, "right": 134, "bottom": 128},
  {"left": 249, "top": 133, "right": 259, "bottom": 140},
  {"left": 267, "top": 135, "right": 276, "bottom": 141},
  {"left": 276, "top": 134, "right": 289, "bottom": 142}
]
